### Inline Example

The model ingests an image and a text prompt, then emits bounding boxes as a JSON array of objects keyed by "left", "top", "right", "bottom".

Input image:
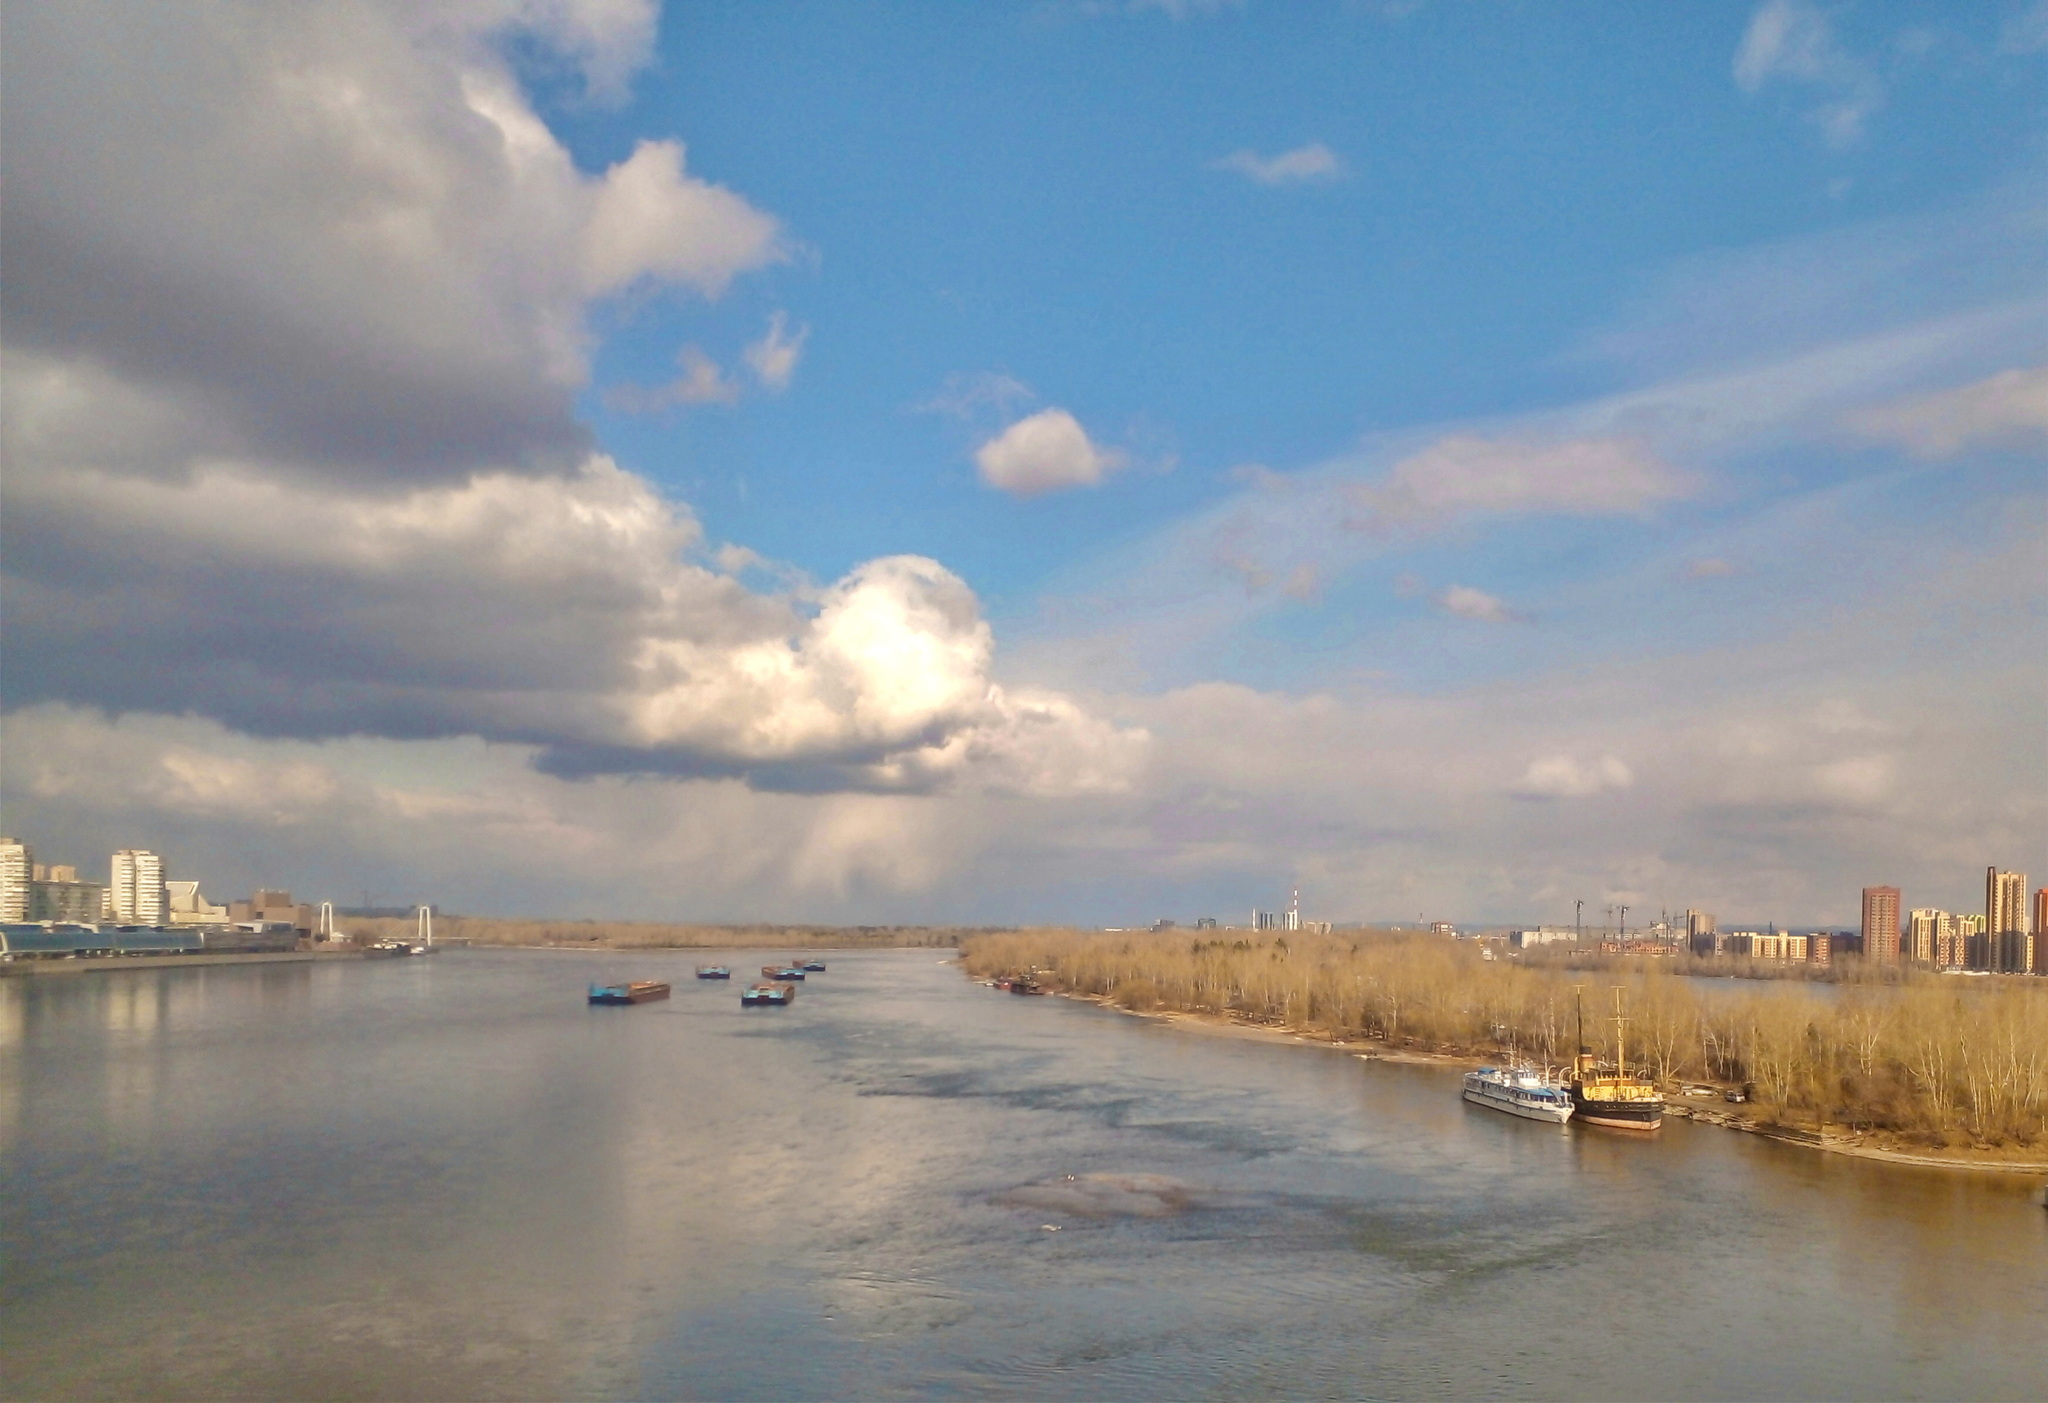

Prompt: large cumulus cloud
[{"left": 0, "top": 0, "right": 1138, "bottom": 797}]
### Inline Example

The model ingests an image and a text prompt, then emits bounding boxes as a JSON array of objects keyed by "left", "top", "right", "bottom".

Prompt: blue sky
[
  {"left": 3, "top": 1, "right": 2042, "bottom": 926},
  {"left": 568, "top": 2, "right": 2040, "bottom": 612}
]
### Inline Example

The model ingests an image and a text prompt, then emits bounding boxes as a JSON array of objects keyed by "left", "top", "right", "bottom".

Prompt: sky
[{"left": 2, "top": 0, "right": 2043, "bottom": 929}]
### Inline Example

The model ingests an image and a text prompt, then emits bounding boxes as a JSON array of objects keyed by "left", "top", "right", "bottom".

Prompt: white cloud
[
  {"left": 920, "top": 371, "right": 1036, "bottom": 422},
  {"left": 4, "top": 453, "right": 1143, "bottom": 796},
  {"left": 1512, "top": 754, "right": 1634, "bottom": 799},
  {"left": 744, "top": 312, "right": 809, "bottom": 391},
  {"left": 974, "top": 409, "right": 1127, "bottom": 496},
  {"left": 1846, "top": 365, "right": 2048, "bottom": 457},
  {"left": 1733, "top": 1, "right": 1882, "bottom": 147},
  {"left": 1211, "top": 143, "right": 1344, "bottom": 185},
  {"left": 1349, "top": 434, "right": 1691, "bottom": 531},
  {"left": 0, "top": 4, "right": 784, "bottom": 485},
  {"left": 602, "top": 346, "right": 740, "bottom": 411},
  {"left": 1437, "top": 585, "right": 1518, "bottom": 624},
  {"left": 580, "top": 138, "right": 784, "bottom": 299}
]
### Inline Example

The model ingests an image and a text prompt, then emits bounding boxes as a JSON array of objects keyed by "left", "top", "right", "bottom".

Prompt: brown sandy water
[{"left": 1, "top": 948, "right": 2043, "bottom": 1400}]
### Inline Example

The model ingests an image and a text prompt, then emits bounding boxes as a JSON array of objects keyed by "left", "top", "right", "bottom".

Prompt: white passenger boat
[{"left": 1462, "top": 1065, "right": 1575, "bottom": 1124}]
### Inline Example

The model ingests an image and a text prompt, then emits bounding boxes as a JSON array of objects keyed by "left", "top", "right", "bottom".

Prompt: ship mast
[
  {"left": 1573, "top": 986, "right": 1588, "bottom": 1078},
  {"left": 1611, "top": 985, "right": 1629, "bottom": 1079}
]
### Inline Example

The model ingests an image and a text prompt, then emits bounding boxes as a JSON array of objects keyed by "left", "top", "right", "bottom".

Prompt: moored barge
[
  {"left": 695, "top": 966, "right": 732, "bottom": 980},
  {"left": 742, "top": 981, "right": 797, "bottom": 1007},
  {"left": 589, "top": 980, "right": 671, "bottom": 1005}
]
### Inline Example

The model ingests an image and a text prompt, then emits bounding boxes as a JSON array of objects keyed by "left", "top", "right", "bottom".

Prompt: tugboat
[
  {"left": 589, "top": 980, "right": 671, "bottom": 1005},
  {"left": 762, "top": 964, "right": 806, "bottom": 981},
  {"left": 695, "top": 965, "right": 731, "bottom": 980},
  {"left": 741, "top": 982, "right": 797, "bottom": 1007},
  {"left": 1569, "top": 988, "right": 1665, "bottom": 1130},
  {"left": 1463, "top": 1064, "right": 1575, "bottom": 1123}
]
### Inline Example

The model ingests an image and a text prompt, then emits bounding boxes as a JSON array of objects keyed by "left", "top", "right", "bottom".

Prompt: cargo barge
[{"left": 588, "top": 980, "right": 671, "bottom": 1005}]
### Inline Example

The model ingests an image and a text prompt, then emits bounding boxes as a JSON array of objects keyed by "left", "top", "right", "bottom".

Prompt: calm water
[{"left": 2, "top": 950, "right": 2043, "bottom": 1401}]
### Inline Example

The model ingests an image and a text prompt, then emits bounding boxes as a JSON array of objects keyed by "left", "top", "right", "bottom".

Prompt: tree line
[{"left": 959, "top": 929, "right": 2048, "bottom": 1149}]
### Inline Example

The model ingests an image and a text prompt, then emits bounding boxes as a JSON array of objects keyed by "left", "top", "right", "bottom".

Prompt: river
[{"left": 2, "top": 949, "right": 2042, "bottom": 1400}]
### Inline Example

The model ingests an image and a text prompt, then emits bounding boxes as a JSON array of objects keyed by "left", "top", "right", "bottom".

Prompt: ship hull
[
  {"left": 1462, "top": 1085, "right": 1574, "bottom": 1124},
  {"left": 1569, "top": 1091, "right": 1663, "bottom": 1130}
]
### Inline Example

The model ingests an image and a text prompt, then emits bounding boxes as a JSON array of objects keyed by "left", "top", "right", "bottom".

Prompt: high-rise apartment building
[
  {"left": 1934, "top": 911, "right": 1966, "bottom": 970},
  {"left": 109, "top": 849, "right": 164, "bottom": 925},
  {"left": 1861, "top": 886, "right": 1901, "bottom": 963},
  {"left": 2036, "top": 889, "right": 2048, "bottom": 978},
  {"left": 0, "top": 837, "right": 32, "bottom": 922},
  {"left": 1907, "top": 909, "right": 1940, "bottom": 965},
  {"left": 1987, "top": 868, "right": 2030, "bottom": 974},
  {"left": 1686, "top": 909, "right": 1717, "bottom": 958}
]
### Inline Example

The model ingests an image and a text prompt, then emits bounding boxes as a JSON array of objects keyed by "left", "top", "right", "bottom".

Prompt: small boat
[
  {"left": 800, "top": 959, "right": 827, "bottom": 972},
  {"left": 741, "top": 982, "right": 796, "bottom": 1007},
  {"left": 1463, "top": 1065, "right": 1574, "bottom": 1124},
  {"left": 762, "top": 965, "right": 806, "bottom": 981},
  {"left": 588, "top": 980, "right": 671, "bottom": 1005},
  {"left": 1007, "top": 977, "right": 1045, "bottom": 995},
  {"left": 695, "top": 966, "right": 732, "bottom": 980},
  {"left": 365, "top": 939, "right": 429, "bottom": 959}
]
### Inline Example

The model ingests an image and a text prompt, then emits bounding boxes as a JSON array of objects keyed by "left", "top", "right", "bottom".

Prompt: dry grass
[{"left": 960, "top": 928, "right": 2048, "bottom": 1150}]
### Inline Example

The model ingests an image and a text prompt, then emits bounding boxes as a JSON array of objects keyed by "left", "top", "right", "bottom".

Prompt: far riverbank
[
  {"left": 345, "top": 914, "right": 987, "bottom": 950},
  {"left": 960, "top": 929, "right": 2048, "bottom": 1175},
  {"left": 1058, "top": 989, "right": 2048, "bottom": 1174}
]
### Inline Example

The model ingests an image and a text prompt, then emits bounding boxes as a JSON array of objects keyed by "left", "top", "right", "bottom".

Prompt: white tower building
[
  {"left": 0, "top": 838, "right": 32, "bottom": 922},
  {"left": 110, "top": 849, "right": 164, "bottom": 924}
]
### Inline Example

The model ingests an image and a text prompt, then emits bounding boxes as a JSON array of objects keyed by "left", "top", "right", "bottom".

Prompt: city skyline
[{"left": 1, "top": 2, "right": 2042, "bottom": 925}]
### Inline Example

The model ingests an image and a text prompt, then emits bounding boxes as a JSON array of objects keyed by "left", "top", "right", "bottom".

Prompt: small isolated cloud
[
  {"left": 1845, "top": 365, "right": 2048, "bottom": 458},
  {"left": 1687, "top": 557, "right": 1736, "bottom": 579},
  {"left": 1212, "top": 143, "right": 1344, "bottom": 186},
  {"left": 581, "top": 139, "right": 786, "bottom": 298},
  {"left": 921, "top": 371, "right": 1037, "bottom": 422},
  {"left": 975, "top": 409, "right": 1127, "bottom": 496},
  {"left": 1349, "top": 434, "right": 1691, "bottom": 532},
  {"left": 603, "top": 346, "right": 739, "bottom": 412},
  {"left": 1437, "top": 585, "right": 1519, "bottom": 624},
  {"left": 1732, "top": 0, "right": 1882, "bottom": 147},
  {"left": 1512, "top": 754, "right": 1634, "bottom": 799},
  {"left": 744, "top": 312, "right": 808, "bottom": 392}
]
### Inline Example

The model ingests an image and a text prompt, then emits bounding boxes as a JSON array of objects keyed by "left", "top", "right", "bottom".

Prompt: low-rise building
[
  {"left": 1511, "top": 925, "right": 1578, "bottom": 948},
  {"left": 229, "top": 888, "right": 313, "bottom": 935},
  {"left": 165, "top": 881, "right": 229, "bottom": 925}
]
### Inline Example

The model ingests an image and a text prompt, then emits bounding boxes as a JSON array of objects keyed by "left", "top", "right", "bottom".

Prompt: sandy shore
[{"left": 1033, "top": 986, "right": 2048, "bottom": 1177}]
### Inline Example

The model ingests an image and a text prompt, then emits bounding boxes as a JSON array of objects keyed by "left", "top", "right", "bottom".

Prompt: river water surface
[{"left": 2, "top": 949, "right": 2043, "bottom": 1400}]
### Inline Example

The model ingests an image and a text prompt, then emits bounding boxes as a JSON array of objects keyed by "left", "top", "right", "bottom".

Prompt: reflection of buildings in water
[
  {"left": 100, "top": 980, "right": 172, "bottom": 1141},
  {"left": 102, "top": 978, "right": 164, "bottom": 1036},
  {"left": 0, "top": 980, "right": 22, "bottom": 1051}
]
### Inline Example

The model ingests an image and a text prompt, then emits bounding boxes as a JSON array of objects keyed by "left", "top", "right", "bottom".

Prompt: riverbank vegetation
[
  {"left": 346, "top": 915, "right": 983, "bottom": 949},
  {"left": 959, "top": 929, "right": 2048, "bottom": 1155}
]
